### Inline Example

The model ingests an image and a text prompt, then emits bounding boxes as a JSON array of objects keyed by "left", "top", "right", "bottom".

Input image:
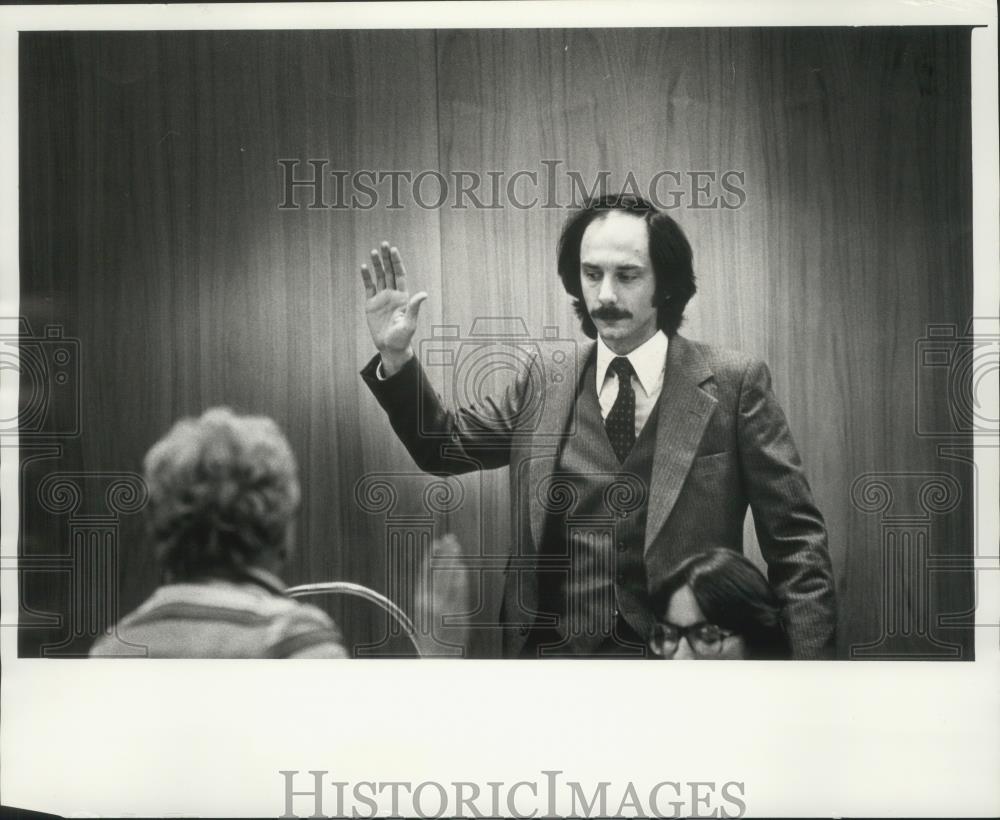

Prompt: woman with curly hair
[
  {"left": 90, "top": 407, "right": 346, "bottom": 658},
  {"left": 648, "top": 548, "right": 791, "bottom": 660}
]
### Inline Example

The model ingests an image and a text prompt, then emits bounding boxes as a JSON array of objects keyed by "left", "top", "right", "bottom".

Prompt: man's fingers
[
  {"left": 389, "top": 246, "right": 407, "bottom": 293},
  {"left": 370, "top": 248, "right": 386, "bottom": 290},
  {"left": 379, "top": 242, "right": 396, "bottom": 290},
  {"left": 360, "top": 265, "right": 376, "bottom": 298},
  {"left": 367, "top": 242, "right": 408, "bottom": 292},
  {"left": 406, "top": 291, "right": 428, "bottom": 321}
]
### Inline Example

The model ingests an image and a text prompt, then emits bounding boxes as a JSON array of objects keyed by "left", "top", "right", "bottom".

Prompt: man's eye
[{"left": 583, "top": 270, "right": 601, "bottom": 281}]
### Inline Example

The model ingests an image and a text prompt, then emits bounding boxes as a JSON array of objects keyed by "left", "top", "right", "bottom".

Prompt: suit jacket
[{"left": 362, "top": 334, "right": 836, "bottom": 659}]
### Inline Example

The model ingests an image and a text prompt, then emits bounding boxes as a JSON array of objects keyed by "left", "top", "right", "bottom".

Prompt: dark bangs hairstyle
[
  {"left": 556, "top": 194, "right": 697, "bottom": 338},
  {"left": 650, "top": 548, "right": 792, "bottom": 660}
]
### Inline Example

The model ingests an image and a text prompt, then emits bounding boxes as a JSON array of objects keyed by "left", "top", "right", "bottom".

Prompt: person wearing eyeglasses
[
  {"left": 360, "top": 194, "right": 835, "bottom": 659},
  {"left": 648, "top": 548, "right": 791, "bottom": 660}
]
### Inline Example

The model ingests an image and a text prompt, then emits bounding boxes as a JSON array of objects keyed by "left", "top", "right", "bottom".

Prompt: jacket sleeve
[
  {"left": 360, "top": 352, "right": 530, "bottom": 475},
  {"left": 737, "top": 358, "right": 837, "bottom": 659}
]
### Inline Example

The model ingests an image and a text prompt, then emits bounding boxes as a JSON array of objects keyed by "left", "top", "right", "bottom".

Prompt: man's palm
[
  {"left": 366, "top": 288, "right": 421, "bottom": 353},
  {"left": 360, "top": 242, "right": 427, "bottom": 356}
]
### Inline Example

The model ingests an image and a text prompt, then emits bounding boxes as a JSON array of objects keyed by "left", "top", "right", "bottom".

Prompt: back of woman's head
[
  {"left": 651, "top": 549, "right": 791, "bottom": 659},
  {"left": 143, "top": 407, "right": 300, "bottom": 580}
]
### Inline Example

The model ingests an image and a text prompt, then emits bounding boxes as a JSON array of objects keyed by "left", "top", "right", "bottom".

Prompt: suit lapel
[
  {"left": 643, "top": 335, "right": 717, "bottom": 554},
  {"left": 526, "top": 341, "right": 594, "bottom": 552}
]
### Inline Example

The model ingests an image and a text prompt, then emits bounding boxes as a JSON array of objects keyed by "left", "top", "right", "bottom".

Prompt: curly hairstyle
[
  {"left": 649, "top": 548, "right": 791, "bottom": 660},
  {"left": 556, "top": 193, "right": 697, "bottom": 339},
  {"left": 143, "top": 407, "right": 301, "bottom": 581}
]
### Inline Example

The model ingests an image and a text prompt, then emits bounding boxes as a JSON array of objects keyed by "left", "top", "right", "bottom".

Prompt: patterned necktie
[{"left": 605, "top": 357, "right": 636, "bottom": 463}]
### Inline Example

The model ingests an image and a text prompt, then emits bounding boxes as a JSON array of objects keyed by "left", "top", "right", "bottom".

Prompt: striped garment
[{"left": 89, "top": 568, "right": 348, "bottom": 659}]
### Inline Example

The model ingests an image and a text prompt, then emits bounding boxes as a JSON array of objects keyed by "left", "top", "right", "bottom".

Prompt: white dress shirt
[{"left": 595, "top": 330, "right": 669, "bottom": 438}]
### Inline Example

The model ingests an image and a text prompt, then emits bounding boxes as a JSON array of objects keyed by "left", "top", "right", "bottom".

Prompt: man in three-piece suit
[{"left": 360, "top": 194, "right": 836, "bottom": 659}]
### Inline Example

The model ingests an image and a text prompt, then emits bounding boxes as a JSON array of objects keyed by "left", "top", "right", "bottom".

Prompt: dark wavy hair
[
  {"left": 556, "top": 193, "right": 696, "bottom": 339},
  {"left": 143, "top": 407, "right": 300, "bottom": 581},
  {"left": 649, "top": 549, "right": 791, "bottom": 660}
]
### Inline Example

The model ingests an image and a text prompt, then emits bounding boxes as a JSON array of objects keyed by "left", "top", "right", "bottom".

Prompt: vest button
[
  {"left": 618, "top": 510, "right": 628, "bottom": 519},
  {"left": 518, "top": 625, "right": 530, "bottom": 636},
  {"left": 616, "top": 541, "right": 627, "bottom": 552}
]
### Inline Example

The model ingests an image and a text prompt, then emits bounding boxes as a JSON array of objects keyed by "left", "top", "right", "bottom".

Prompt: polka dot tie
[{"left": 605, "top": 357, "right": 636, "bottom": 464}]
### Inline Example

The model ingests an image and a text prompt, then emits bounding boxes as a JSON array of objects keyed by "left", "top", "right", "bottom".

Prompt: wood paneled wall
[{"left": 18, "top": 28, "right": 973, "bottom": 658}]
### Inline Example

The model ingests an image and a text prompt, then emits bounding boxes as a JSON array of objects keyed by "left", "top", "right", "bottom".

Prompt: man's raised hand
[{"left": 360, "top": 242, "right": 427, "bottom": 376}]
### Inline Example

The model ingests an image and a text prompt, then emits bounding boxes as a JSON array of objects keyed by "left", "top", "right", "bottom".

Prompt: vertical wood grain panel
[{"left": 743, "top": 29, "right": 973, "bottom": 657}]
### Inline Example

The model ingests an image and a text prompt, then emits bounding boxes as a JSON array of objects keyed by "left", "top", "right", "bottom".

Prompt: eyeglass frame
[{"left": 648, "top": 620, "right": 739, "bottom": 657}]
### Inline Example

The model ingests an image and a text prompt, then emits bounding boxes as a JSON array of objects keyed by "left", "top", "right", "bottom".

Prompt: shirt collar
[
  {"left": 163, "top": 565, "right": 289, "bottom": 596},
  {"left": 596, "top": 330, "right": 669, "bottom": 397},
  {"left": 239, "top": 566, "right": 288, "bottom": 595}
]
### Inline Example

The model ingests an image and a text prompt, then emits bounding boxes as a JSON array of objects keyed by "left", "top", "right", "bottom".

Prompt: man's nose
[
  {"left": 673, "top": 636, "right": 695, "bottom": 660},
  {"left": 597, "top": 276, "right": 617, "bottom": 304}
]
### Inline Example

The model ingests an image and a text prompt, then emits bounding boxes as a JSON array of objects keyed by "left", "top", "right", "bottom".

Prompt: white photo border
[{"left": 1, "top": 2, "right": 997, "bottom": 817}]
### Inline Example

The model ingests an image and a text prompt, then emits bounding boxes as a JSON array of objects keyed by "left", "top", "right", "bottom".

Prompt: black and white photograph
[{"left": 1, "top": 1, "right": 997, "bottom": 817}]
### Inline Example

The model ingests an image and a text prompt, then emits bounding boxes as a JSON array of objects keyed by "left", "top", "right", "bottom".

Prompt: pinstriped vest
[{"left": 534, "top": 355, "right": 659, "bottom": 656}]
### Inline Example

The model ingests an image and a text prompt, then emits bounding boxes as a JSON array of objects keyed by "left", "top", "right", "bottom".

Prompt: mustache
[{"left": 590, "top": 306, "right": 633, "bottom": 321}]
